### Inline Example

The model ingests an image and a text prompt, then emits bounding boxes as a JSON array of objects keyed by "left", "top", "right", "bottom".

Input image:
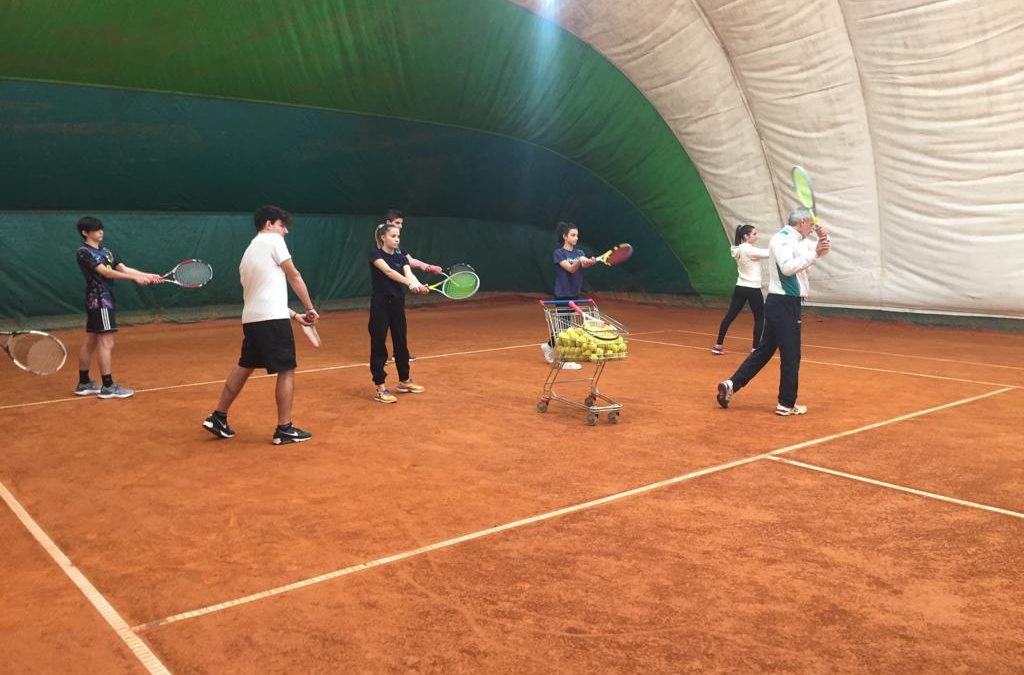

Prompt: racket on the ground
[
  {"left": 161, "top": 259, "right": 213, "bottom": 288},
  {"left": 426, "top": 267, "right": 480, "bottom": 300},
  {"left": 1, "top": 330, "right": 68, "bottom": 375},
  {"left": 301, "top": 324, "right": 321, "bottom": 348},
  {"left": 594, "top": 243, "right": 633, "bottom": 266}
]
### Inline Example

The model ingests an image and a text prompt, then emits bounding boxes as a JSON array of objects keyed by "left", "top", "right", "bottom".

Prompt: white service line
[
  {"left": 766, "top": 456, "right": 1024, "bottom": 520},
  {"left": 664, "top": 328, "right": 1024, "bottom": 371},
  {"left": 133, "top": 450, "right": 769, "bottom": 633},
  {"left": 0, "top": 480, "right": 171, "bottom": 675},
  {"left": 629, "top": 338, "right": 1021, "bottom": 389},
  {"left": 0, "top": 331, "right": 674, "bottom": 413},
  {"left": 132, "top": 386, "right": 1013, "bottom": 633}
]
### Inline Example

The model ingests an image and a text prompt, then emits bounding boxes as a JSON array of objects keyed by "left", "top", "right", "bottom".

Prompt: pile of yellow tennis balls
[{"left": 555, "top": 323, "right": 628, "bottom": 362}]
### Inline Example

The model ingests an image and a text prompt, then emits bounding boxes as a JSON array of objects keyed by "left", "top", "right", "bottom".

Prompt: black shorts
[
  {"left": 85, "top": 307, "right": 118, "bottom": 333},
  {"left": 239, "top": 319, "right": 297, "bottom": 374}
]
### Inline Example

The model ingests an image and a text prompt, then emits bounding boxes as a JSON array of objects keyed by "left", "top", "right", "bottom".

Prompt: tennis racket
[
  {"left": 161, "top": 259, "right": 213, "bottom": 288},
  {"left": 792, "top": 165, "right": 820, "bottom": 225},
  {"left": 792, "top": 165, "right": 830, "bottom": 242},
  {"left": 426, "top": 266, "right": 480, "bottom": 300},
  {"left": 594, "top": 243, "right": 633, "bottom": 266},
  {"left": 301, "top": 324, "right": 321, "bottom": 348},
  {"left": 1, "top": 330, "right": 68, "bottom": 375}
]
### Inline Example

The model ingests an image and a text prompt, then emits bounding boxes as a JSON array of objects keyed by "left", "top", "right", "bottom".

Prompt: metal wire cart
[{"left": 536, "top": 299, "right": 629, "bottom": 425}]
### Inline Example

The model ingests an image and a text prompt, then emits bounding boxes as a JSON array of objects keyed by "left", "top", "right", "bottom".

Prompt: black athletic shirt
[{"left": 368, "top": 247, "right": 410, "bottom": 298}]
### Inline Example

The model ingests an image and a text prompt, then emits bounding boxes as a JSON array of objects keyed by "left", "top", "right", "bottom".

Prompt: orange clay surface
[{"left": 1, "top": 299, "right": 1022, "bottom": 674}]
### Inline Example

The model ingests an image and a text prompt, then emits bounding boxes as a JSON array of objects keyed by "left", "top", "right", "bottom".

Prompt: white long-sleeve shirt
[
  {"left": 767, "top": 226, "right": 821, "bottom": 298},
  {"left": 731, "top": 242, "right": 770, "bottom": 288}
]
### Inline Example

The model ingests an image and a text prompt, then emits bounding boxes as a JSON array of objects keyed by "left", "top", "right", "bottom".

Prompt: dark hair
[
  {"left": 253, "top": 205, "right": 292, "bottom": 231},
  {"left": 384, "top": 208, "right": 403, "bottom": 222},
  {"left": 734, "top": 223, "right": 755, "bottom": 245},
  {"left": 555, "top": 221, "right": 578, "bottom": 244},
  {"left": 77, "top": 216, "right": 104, "bottom": 239}
]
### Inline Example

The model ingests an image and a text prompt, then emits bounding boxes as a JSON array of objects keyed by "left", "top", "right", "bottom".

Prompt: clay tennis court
[{"left": 3, "top": 299, "right": 1022, "bottom": 674}]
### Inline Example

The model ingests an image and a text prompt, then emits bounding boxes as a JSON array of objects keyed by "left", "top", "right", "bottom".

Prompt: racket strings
[
  {"left": 442, "top": 271, "right": 479, "bottom": 299},
  {"left": 11, "top": 334, "right": 66, "bottom": 374},
  {"left": 172, "top": 261, "right": 213, "bottom": 287}
]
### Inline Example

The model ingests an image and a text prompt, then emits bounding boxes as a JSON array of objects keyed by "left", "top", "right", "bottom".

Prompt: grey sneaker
[
  {"left": 74, "top": 381, "right": 101, "bottom": 396},
  {"left": 716, "top": 380, "right": 733, "bottom": 408},
  {"left": 98, "top": 383, "right": 134, "bottom": 399}
]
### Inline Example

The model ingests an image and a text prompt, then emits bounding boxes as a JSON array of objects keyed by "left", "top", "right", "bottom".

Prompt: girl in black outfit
[{"left": 368, "top": 224, "right": 428, "bottom": 403}]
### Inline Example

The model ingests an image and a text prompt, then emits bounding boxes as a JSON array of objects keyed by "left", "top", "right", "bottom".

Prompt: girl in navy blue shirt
[
  {"left": 541, "top": 221, "right": 595, "bottom": 369},
  {"left": 369, "top": 224, "right": 428, "bottom": 403}
]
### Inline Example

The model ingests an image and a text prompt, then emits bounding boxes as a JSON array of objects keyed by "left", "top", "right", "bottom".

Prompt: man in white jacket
[{"left": 716, "top": 208, "right": 830, "bottom": 416}]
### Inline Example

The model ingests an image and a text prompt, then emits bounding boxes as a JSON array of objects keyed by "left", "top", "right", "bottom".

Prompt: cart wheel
[
  {"left": 607, "top": 411, "right": 620, "bottom": 424},
  {"left": 584, "top": 395, "right": 596, "bottom": 407},
  {"left": 585, "top": 413, "right": 598, "bottom": 426},
  {"left": 536, "top": 401, "right": 549, "bottom": 413}
]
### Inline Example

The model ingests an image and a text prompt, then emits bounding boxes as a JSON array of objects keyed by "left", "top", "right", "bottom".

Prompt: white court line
[
  {"left": 133, "top": 386, "right": 1012, "bottom": 633},
  {"left": 133, "top": 451, "right": 770, "bottom": 633},
  {"left": 0, "top": 481, "right": 171, "bottom": 674},
  {"left": 665, "top": 328, "right": 1024, "bottom": 371},
  {"left": 766, "top": 456, "right": 1024, "bottom": 520},
  {"left": 629, "top": 338, "right": 1021, "bottom": 389},
  {"left": 764, "top": 387, "right": 1014, "bottom": 456},
  {"left": 0, "top": 331, "right": 674, "bottom": 413}
]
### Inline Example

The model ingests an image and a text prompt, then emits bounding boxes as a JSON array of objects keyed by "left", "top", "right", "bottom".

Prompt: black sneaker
[
  {"left": 273, "top": 424, "right": 312, "bottom": 445},
  {"left": 203, "top": 413, "right": 236, "bottom": 439}
]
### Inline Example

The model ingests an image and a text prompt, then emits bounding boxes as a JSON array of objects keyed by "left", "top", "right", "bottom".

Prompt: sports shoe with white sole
[
  {"left": 273, "top": 424, "right": 312, "bottom": 444},
  {"left": 540, "top": 343, "right": 554, "bottom": 364},
  {"left": 716, "top": 380, "right": 733, "bottom": 408},
  {"left": 374, "top": 388, "right": 398, "bottom": 404},
  {"left": 561, "top": 361, "right": 582, "bottom": 370},
  {"left": 710, "top": 344, "right": 724, "bottom": 355},
  {"left": 396, "top": 380, "right": 425, "bottom": 393},
  {"left": 203, "top": 413, "right": 236, "bottom": 439},
  {"left": 74, "top": 381, "right": 101, "bottom": 396},
  {"left": 98, "top": 383, "right": 134, "bottom": 399},
  {"left": 775, "top": 404, "right": 808, "bottom": 416}
]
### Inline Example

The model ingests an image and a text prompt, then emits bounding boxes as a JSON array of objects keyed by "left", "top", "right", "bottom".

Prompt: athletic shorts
[
  {"left": 85, "top": 307, "right": 118, "bottom": 333},
  {"left": 239, "top": 319, "right": 297, "bottom": 374}
]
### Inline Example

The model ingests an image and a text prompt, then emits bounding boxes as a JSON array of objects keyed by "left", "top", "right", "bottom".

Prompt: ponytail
[
  {"left": 734, "top": 223, "right": 755, "bottom": 245},
  {"left": 555, "top": 220, "right": 577, "bottom": 244}
]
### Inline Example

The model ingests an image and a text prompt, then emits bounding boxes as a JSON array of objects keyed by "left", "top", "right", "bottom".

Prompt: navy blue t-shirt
[
  {"left": 553, "top": 247, "right": 585, "bottom": 298},
  {"left": 77, "top": 244, "right": 123, "bottom": 310},
  {"left": 369, "top": 247, "right": 410, "bottom": 298}
]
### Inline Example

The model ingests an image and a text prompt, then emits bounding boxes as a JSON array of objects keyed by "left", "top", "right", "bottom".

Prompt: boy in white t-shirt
[{"left": 203, "top": 205, "right": 320, "bottom": 445}]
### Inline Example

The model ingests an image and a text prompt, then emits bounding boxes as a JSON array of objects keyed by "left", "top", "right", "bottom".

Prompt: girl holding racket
[
  {"left": 540, "top": 221, "right": 596, "bottom": 370},
  {"left": 369, "top": 224, "right": 428, "bottom": 403},
  {"left": 711, "top": 224, "right": 769, "bottom": 355}
]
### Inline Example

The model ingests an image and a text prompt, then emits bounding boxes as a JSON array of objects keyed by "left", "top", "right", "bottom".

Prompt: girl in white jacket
[{"left": 712, "top": 224, "right": 769, "bottom": 354}]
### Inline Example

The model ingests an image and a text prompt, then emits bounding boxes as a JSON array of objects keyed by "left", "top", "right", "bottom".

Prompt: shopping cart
[{"left": 536, "top": 299, "right": 629, "bottom": 425}]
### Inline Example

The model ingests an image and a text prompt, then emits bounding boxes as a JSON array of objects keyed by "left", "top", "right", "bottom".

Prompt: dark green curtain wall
[{"left": 1, "top": 0, "right": 735, "bottom": 324}]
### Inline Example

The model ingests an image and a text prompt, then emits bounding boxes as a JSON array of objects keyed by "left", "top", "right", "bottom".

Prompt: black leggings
[
  {"left": 368, "top": 294, "right": 409, "bottom": 386},
  {"left": 716, "top": 285, "right": 765, "bottom": 348}
]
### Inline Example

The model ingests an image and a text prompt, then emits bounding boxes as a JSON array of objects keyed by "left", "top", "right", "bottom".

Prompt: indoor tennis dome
[{"left": 2, "top": 0, "right": 1022, "bottom": 324}]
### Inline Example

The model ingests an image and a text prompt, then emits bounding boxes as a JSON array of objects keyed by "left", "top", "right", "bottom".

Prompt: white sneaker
[
  {"left": 561, "top": 362, "right": 582, "bottom": 370},
  {"left": 776, "top": 404, "right": 808, "bottom": 416},
  {"left": 540, "top": 343, "right": 554, "bottom": 364}
]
